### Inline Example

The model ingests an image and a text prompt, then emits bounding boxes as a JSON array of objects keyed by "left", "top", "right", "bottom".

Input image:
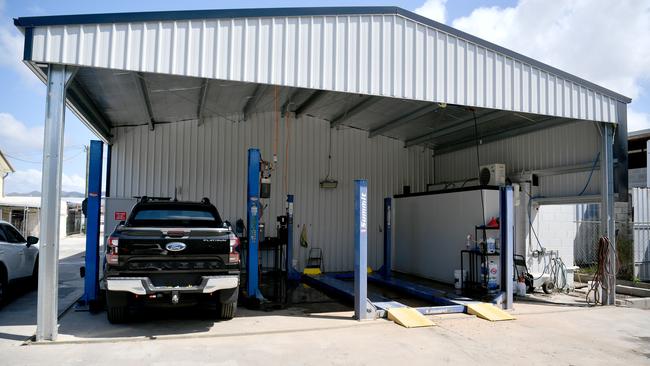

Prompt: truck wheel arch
[{"left": 0, "top": 262, "right": 7, "bottom": 283}]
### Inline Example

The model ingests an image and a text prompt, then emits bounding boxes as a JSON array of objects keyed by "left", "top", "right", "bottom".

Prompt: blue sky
[{"left": 1, "top": 0, "right": 648, "bottom": 194}]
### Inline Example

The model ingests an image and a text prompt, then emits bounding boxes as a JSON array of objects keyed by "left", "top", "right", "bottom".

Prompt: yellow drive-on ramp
[
  {"left": 387, "top": 307, "right": 436, "bottom": 328},
  {"left": 467, "top": 303, "right": 515, "bottom": 321}
]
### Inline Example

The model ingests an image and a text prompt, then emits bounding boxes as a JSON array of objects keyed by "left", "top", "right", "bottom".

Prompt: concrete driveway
[{"left": 0, "top": 235, "right": 85, "bottom": 343}]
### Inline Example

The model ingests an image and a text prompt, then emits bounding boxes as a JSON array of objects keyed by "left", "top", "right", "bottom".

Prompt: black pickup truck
[{"left": 103, "top": 198, "right": 240, "bottom": 323}]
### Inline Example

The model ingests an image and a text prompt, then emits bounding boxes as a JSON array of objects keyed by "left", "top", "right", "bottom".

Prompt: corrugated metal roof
[
  {"left": 10, "top": 6, "right": 633, "bottom": 105},
  {"left": 14, "top": 7, "right": 628, "bottom": 144}
]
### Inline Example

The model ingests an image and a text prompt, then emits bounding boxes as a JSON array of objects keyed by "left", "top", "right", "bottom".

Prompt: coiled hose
[{"left": 586, "top": 236, "right": 618, "bottom": 305}]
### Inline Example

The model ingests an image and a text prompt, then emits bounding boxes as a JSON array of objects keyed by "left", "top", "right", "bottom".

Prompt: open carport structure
[{"left": 14, "top": 6, "right": 629, "bottom": 341}]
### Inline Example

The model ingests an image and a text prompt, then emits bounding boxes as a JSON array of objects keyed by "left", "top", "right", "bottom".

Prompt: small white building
[
  {"left": 0, "top": 150, "right": 14, "bottom": 198},
  {"left": 0, "top": 196, "right": 83, "bottom": 238}
]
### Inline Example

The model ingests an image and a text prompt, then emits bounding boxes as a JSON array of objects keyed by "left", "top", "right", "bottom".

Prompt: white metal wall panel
[
  {"left": 393, "top": 189, "right": 500, "bottom": 284},
  {"left": 29, "top": 13, "right": 622, "bottom": 123},
  {"left": 632, "top": 188, "right": 650, "bottom": 281},
  {"left": 434, "top": 121, "right": 601, "bottom": 197},
  {"left": 109, "top": 112, "right": 434, "bottom": 272}
]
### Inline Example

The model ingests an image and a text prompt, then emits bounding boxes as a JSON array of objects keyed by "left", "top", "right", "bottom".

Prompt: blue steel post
[
  {"left": 104, "top": 144, "right": 112, "bottom": 197},
  {"left": 246, "top": 148, "right": 263, "bottom": 300},
  {"left": 499, "top": 186, "right": 514, "bottom": 309},
  {"left": 354, "top": 180, "right": 369, "bottom": 320},
  {"left": 285, "top": 194, "right": 300, "bottom": 280},
  {"left": 82, "top": 140, "right": 103, "bottom": 306},
  {"left": 382, "top": 197, "right": 392, "bottom": 278}
]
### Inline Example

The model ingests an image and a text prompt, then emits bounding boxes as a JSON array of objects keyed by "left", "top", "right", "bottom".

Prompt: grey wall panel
[
  {"left": 433, "top": 121, "right": 601, "bottom": 197},
  {"left": 110, "top": 112, "right": 434, "bottom": 272},
  {"left": 392, "top": 189, "right": 500, "bottom": 284},
  {"left": 29, "top": 13, "right": 623, "bottom": 123}
]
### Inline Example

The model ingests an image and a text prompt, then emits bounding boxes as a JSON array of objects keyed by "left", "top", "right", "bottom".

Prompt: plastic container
[
  {"left": 516, "top": 281, "right": 527, "bottom": 296},
  {"left": 487, "top": 260, "right": 499, "bottom": 293},
  {"left": 486, "top": 238, "right": 496, "bottom": 254},
  {"left": 454, "top": 269, "right": 467, "bottom": 289}
]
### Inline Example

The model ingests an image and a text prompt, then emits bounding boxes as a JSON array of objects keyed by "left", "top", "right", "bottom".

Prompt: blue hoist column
[
  {"left": 246, "top": 148, "right": 265, "bottom": 301},
  {"left": 81, "top": 140, "right": 103, "bottom": 308},
  {"left": 354, "top": 180, "right": 370, "bottom": 320}
]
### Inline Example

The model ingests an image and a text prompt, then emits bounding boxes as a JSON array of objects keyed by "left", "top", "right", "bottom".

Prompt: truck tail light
[
  {"left": 107, "top": 236, "right": 119, "bottom": 264},
  {"left": 229, "top": 236, "right": 240, "bottom": 264}
]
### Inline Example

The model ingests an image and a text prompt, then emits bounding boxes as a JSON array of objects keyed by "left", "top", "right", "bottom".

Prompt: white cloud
[
  {"left": 0, "top": 0, "right": 40, "bottom": 87},
  {"left": 416, "top": 0, "right": 650, "bottom": 131},
  {"left": 415, "top": 0, "right": 448, "bottom": 24},
  {"left": 5, "top": 168, "right": 86, "bottom": 193},
  {"left": 628, "top": 109, "right": 650, "bottom": 132},
  {"left": 449, "top": 0, "right": 650, "bottom": 100},
  {"left": 0, "top": 112, "right": 44, "bottom": 156}
]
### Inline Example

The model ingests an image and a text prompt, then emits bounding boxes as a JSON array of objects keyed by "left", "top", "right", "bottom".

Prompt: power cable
[
  {"left": 4, "top": 147, "right": 86, "bottom": 164},
  {"left": 471, "top": 109, "right": 486, "bottom": 226},
  {"left": 2, "top": 153, "right": 40, "bottom": 164},
  {"left": 578, "top": 152, "right": 600, "bottom": 196}
]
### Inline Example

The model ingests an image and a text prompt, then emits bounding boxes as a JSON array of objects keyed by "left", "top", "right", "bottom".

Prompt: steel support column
[
  {"left": 81, "top": 140, "right": 103, "bottom": 308},
  {"left": 37, "top": 64, "right": 75, "bottom": 341},
  {"left": 499, "top": 186, "right": 514, "bottom": 310},
  {"left": 600, "top": 122, "right": 616, "bottom": 305},
  {"left": 354, "top": 180, "right": 369, "bottom": 320}
]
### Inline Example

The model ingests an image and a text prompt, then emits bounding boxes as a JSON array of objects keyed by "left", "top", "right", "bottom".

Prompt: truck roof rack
[{"left": 134, "top": 196, "right": 171, "bottom": 203}]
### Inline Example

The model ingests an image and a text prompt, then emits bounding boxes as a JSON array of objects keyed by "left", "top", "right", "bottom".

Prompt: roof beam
[
  {"left": 405, "top": 110, "right": 509, "bottom": 147},
  {"left": 281, "top": 88, "right": 302, "bottom": 116},
  {"left": 294, "top": 90, "right": 326, "bottom": 117},
  {"left": 196, "top": 78, "right": 209, "bottom": 125},
  {"left": 330, "top": 96, "right": 379, "bottom": 128},
  {"left": 368, "top": 103, "right": 440, "bottom": 138},
  {"left": 242, "top": 84, "right": 267, "bottom": 120},
  {"left": 66, "top": 81, "right": 113, "bottom": 140},
  {"left": 434, "top": 117, "right": 575, "bottom": 155},
  {"left": 136, "top": 72, "right": 155, "bottom": 131}
]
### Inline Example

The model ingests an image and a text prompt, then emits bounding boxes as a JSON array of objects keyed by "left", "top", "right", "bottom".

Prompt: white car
[{"left": 0, "top": 221, "right": 39, "bottom": 306}]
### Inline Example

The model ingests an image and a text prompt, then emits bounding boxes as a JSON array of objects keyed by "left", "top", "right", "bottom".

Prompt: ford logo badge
[{"left": 166, "top": 242, "right": 186, "bottom": 252}]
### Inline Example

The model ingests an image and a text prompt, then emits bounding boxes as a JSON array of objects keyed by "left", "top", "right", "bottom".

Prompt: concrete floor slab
[
  {"left": 1, "top": 304, "right": 648, "bottom": 365},
  {"left": 2, "top": 236, "right": 650, "bottom": 365}
]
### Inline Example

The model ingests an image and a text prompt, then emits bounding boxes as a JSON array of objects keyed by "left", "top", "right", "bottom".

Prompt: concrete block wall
[
  {"left": 616, "top": 201, "right": 632, "bottom": 241},
  {"left": 528, "top": 204, "right": 578, "bottom": 276}
]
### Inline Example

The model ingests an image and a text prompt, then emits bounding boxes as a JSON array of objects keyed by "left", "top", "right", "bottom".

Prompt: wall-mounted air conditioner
[{"left": 479, "top": 163, "right": 506, "bottom": 186}]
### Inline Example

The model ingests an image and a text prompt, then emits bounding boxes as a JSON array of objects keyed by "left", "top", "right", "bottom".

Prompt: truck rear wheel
[
  {"left": 218, "top": 301, "right": 237, "bottom": 320},
  {"left": 106, "top": 291, "right": 129, "bottom": 324},
  {"left": 216, "top": 286, "right": 238, "bottom": 320}
]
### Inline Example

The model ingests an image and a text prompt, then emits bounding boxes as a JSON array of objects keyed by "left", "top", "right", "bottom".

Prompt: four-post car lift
[{"left": 79, "top": 145, "right": 514, "bottom": 324}]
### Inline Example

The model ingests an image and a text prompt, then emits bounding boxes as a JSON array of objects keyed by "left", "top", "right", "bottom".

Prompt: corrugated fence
[{"left": 632, "top": 188, "right": 650, "bottom": 281}]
